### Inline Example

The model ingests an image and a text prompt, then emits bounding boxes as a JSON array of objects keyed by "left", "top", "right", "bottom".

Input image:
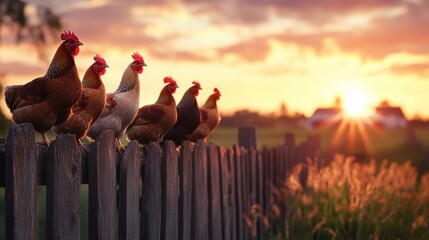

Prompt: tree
[
  {"left": 0, "top": 0, "right": 62, "bottom": 58},
  {"left": 279, "top": 102, "right": 288, "bottom": 117}
]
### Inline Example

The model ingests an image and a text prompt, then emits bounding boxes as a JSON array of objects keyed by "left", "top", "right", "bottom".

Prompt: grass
[{"left": 249, "top": 156, "right": 429, "bottom": 239}]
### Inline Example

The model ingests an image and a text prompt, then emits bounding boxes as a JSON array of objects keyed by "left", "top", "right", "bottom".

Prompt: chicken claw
[{"left": 41, "top": 132, "right": 51, "bottom": 147}]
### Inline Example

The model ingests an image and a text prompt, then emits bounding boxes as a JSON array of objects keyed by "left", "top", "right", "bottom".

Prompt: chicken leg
[{"left": 41, "top": 132, "right": 51, "bottom": 147}]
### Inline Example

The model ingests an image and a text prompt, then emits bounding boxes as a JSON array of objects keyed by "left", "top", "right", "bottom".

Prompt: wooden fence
[{"left": 0, "top": 123, "right": 320, "bottom": 240}]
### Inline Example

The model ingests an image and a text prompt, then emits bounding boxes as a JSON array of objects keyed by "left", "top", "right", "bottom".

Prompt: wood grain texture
[
  {"left": 119, "top": 141, "right": 141, "bottom": 240},
  {"left": 88, "top": 130, "right": 117, "bottom": 240},
  {"left": 233, "top": 145, "right": 244, "bottom": 240},
  {"left": 141, "top": 142, "right": 162, "bottom": 240},
  {"left": 161, "top": 140, "right": 179, "bottom": 240},
  {"left": 179, "top": 141, "right": 193, "bottom": 240},
  {"left": 226, "top": 148, "right": 237, "bottom": 240},
  {"left": 207, "top": 143, "right": 222, "bottom": 240},
  {"left": 5, "top": 123, "right": 38, "bottom": 240},
  {"left": 46, "top": 133, "right": 81, "bottom": 240},
  {"left": 218, "top": 147, "right": 231, "bottom": 240},
  {"left": 192, "top": 140, "right": 209, "bottom": 240}
]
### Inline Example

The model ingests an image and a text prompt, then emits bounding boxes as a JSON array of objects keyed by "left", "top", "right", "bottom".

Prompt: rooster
[
  {"left": 87, "top": 52, "right": 146, "bottom": 150},
  {"left": 126, "top": 76, "right": 178, "bottom": 144},
  {"left": 162, "top": 81, "right": 202, "bottom": 146},
  {"left": 189, "top": 88, "right": 221, "bottom": 142},
  {"left": 52, "top": 54, "right": 109, "bottom": 147},
  {"left": 5, "top": 30, "right": 83, "bottom": 146}
]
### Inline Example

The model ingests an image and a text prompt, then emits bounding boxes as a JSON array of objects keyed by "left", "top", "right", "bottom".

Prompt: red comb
[
  {"left": 94, "top": 54, "right": 106, "bottom": 65},
  {"left": 132, "top": 52, "right": 144, "bottom": 63},
  {"left": 214, "top": 88, "right": 221, "bottom": 96},
  {"left": 164, "top": 76, "right": 176, "bottom": 85},
  {"left": 192, "top": 81, "right": 201, "bottom": 89},
  {"left": 60, "top": 30, "right": 79, "bottom": 42}
]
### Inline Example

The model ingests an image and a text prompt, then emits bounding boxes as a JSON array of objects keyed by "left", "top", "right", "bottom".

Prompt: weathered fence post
[
  {"left": 227, "top": 148, "right": 237, "bottom": 240},
  {"left": 141, "top": 142, "right": 162, "bottom": 240},
  {"left": 46, "top": 133, "right": 81, "bottom": 240},
  {"left": 238, "top": 126, "right": 259, "bottom": 150},
  {"left": 179, "top": 141, "right": 193, "bottom": 240},
  {"left": 88, "top": 130, "right": 117, "bottom": 240},
  {"left": 192, "top": 140, "right": 209, "bottom": 240},
  {"left": 161, "top": 140, "right": 179, "bottom": 240},
  {"left": 218, "top": 147, "right": 231, "bottom": 240},
  {"left": 233, "top": 145, "right": 244, "bottom": 240},
  {"left": 207, "top": 142, "right": 222, "bottom": 240},
  {"left": 5, "top": 123, "right": 38, "bottom": 239},
  {"left": 119, "top": 141, "right": 141, "bottom": 240}
]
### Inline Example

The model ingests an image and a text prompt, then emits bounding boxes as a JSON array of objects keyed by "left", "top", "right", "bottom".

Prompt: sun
[{"left": 343, "top": 91, "right": 370, "bottom": 118}]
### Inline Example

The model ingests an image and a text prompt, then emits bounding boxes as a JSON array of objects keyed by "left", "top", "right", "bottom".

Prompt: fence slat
[
  {"left": 238, "top": 126, "right": 259, "bottom": 150},
  {"left": 5, "top": 123, "right": 38, "bottom": 239},
  {"left": 207, "top": 143, "right": 222, "bottom": 240},
  {"left": 89, "top": 130, "right": 117, "bottom": 240},
  {"left": 227, "top": 148, "right": 237, "bottom": 240},
  {"left": 218, "top": 147, "right": 231, "bottom": 240},
  {"left": 46, "top": 133, "right": 81, "bottom": 240},
  {"left": 179, "top": 141, "right": 193, "bottom": 240},
  {"left": 119, "top": 141, "right": 141, "bottom": 240},
  {"left": 141, "top": 142, "right": 162, "bottom": 240},
  {"left": 192, "top": 140, "right": 209, "bottom": 240},
  {"left": 233, "top": 145, "right": 244, "bottom": 240},
  {"left": 161, "top": 140, "right": 179, "bottom": 240}
]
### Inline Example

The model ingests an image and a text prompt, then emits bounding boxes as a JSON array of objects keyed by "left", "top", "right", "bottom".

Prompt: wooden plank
[
  {"left": 192, "top": 140, "right": 209, "bottom": 240},
  {"left": 179, "top": 141, "right": 193, "bottom": 240},
  {"left": 5, "top": 123, "right": 38, "bottom": 239},
  {"left": 227, "top": 148, "right": 237, "bottom": 240},
  {"left": 141, "top": 142, "right": 162, "bottom": 240},
  {"left": 46, "top": 133, "right": 81, "bottom": 240},
  {"left": 119, "top": 141, "right": 141, "bottom": 240},
  {"left": 238, "top": 126, "right": 259, "bottom": 150},
  {"left": 88, "top": 130, "right": 117, "bottom": 240},
  {"left": 207, "top": 143, "right": 222, "bottom": 240},
  {"left": 218, "top": 147, "right": 231, "bottom": 240},
  {"left": 161, "top": 140, "right": 179, "bottom": 240},
  {"left": 256, "top": 151, "right": 264, "bottom": 240},
  {"left": 233, "top": 145, "right": 244, "bottom": 240},
  {"left": 240, "top": 148, "right": 250, "bottom": 240}
]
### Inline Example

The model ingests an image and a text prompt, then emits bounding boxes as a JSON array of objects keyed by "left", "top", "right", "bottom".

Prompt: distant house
[
  {"left": 305, "top": 107, "right": 343, "bottom": 129},
  {"left": 371, "top": 106, "right": 407, "bottom": 129}
]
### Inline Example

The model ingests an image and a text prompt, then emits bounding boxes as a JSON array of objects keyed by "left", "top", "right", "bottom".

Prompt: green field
[{"left": 209, "top": 126, "right": 429, "bottom": 171}]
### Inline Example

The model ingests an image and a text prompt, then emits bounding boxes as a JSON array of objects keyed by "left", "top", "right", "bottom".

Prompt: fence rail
[{"left": 0, "top": 123, "right": 320, "bottom": 239}]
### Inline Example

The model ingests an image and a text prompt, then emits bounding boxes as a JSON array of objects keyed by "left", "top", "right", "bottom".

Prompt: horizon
[{"left": 1, "top": 0, "right": 429, "bottom": 119}]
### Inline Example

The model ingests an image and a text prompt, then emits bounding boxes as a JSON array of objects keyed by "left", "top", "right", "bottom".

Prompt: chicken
[
  {"left": 5, "top": 30, "right": 83, "bottom": 146},
  {"left": 189, "top": 88, "right": 221, "bottom": 142},
  {"left": 126, "top": 76, "right": 178, "bottom": 144},
  {"left": 52, "top": 54, "right": 109, "bottom": 147},
  {"left": 162, "top": 81, "right": 202, "bottom": 146},
  {"left": 87, "top": 52, "right": 146, "bottom": 150}
]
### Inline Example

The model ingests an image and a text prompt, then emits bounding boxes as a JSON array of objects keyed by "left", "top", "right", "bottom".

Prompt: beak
[
  {"left": 143, "top": 63, "right": 147, "bottom": 67},
  {"left": 78, "top": 41, "right": 83, "bottom": 46},
  {"left": 105, "top": 64, "right": 109, "bottom": 68}
]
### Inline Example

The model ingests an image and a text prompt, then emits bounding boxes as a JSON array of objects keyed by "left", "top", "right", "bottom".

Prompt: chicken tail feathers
[{"left": 5, "top": 85, "right": 22, "bottom": 111}]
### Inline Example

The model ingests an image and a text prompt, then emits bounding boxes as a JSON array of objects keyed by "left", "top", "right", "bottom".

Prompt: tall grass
[{"left": 251, "top": 156, "right": 429, "bottom": 239}]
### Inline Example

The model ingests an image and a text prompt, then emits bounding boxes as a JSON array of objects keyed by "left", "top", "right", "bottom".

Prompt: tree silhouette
[
  {"left": 0, "top": 0, "right": 62, "bottom": 59},
  {"left": 0, "top": 0, "right": 62, "bottom": 134}
]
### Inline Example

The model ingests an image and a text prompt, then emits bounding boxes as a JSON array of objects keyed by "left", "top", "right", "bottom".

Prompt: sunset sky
[{"left": 1, "top": 0, "right": 429, "bottom": 119}]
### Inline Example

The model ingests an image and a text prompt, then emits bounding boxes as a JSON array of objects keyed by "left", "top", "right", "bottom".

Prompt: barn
[
  {"left": 305, "top": 107, "right": 343, "bottom": 129},
  {"left": 371, "top": 106, "right": 407, "bottom": 129}
]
